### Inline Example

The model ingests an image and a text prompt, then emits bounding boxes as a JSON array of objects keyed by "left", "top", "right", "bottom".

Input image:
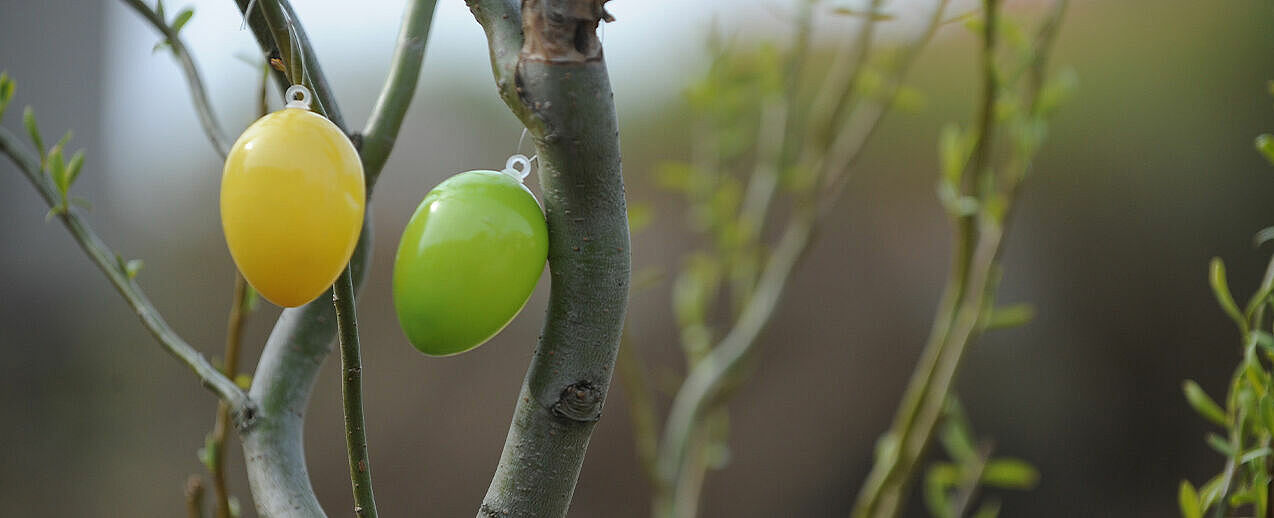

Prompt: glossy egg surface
[
  {"left": 393, "top": 170, "right": 548, "bottom": 356},
  {"left": 221, "top": 107, "right": 365, "bottom": 307}
]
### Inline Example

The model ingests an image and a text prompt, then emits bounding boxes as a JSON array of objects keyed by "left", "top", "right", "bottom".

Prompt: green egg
[{"left": 393, "top": 170, "right": 549, "bottom": 356}]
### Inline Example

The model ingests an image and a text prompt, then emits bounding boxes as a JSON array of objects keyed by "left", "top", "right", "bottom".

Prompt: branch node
[{"left": 551, "top": 380, "right": 603, "bottom": 422}]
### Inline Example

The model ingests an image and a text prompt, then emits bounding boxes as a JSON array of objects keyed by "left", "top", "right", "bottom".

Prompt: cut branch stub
[{"left": 521, "top": 0, "right": 610, "bottom": 62}]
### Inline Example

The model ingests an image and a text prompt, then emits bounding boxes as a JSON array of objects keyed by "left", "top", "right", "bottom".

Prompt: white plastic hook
[
  {"left": 285, "top": 84, "right": 312, "bottom": 110},
  {"left": 502, "top": 154, "right": 532, "bottom": 182}
]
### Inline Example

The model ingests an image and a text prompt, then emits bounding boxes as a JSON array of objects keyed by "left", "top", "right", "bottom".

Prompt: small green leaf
[
  {"left": 923, "top": 462, "right": 960, "bottom": 518},
  {"left": 1210, "top": 258, "right": 1248, "bottom": 335},
  {"left": 152, "top": 40, "right": 172, "bottom": 54},
  {"left": 242, "top": 284, "right": 260, "bottom": 312},
  {"left": 936, "top": 179, "right": 978, "bottom": 217},
  {"left": 628, "top": 202, "right": 653, "bottom": 233},
  {"left": 65, "top": 149, "right": 85, "bottom": 189},
  {"left": 1257, "top": 134, "right": 1274, "bottom": 166},
  {"left": 1240, "top": 447, "right": 1272, "bottom": 465},
  {"left": 155, "top": 0, "right": 166, "bottom": 20},
  {"left": 982, "top": 304, "right": 1035, "bottom": 331},
  {"left": 234, "top": 374, "right": 252, "bottom": 390},
  {"left": 125, "top": 259, "right": 144, "bottom": 279},
  {"left": 1179, "top": 480, "right": 1202, "bottom": 518},
  {"left": 939, "top": 123, "right": 968, "bottom": 183},
  {"left": 48, "top": 146, "right": 67, "bottom": 196},
  {"left": 1205, "top": 433, "right": 1234, "bottom": 457},
  {"left": 172, "top": 7, "right": 194, "bottom": 33},
  {"left": 23, "top": 106, "right": 43, "bottom": 161},
  {"left": 198, "top": 432, "right": 216, "bottom": 471},
  {"left": 0, "top": 71, "right": 14, "bottom": 121},
  {"left": 1183, "top": 380, "right": 1228, "bottom": 427},
  {"left": 981, "top": 458, "right": 1039, "bottom": 490}
]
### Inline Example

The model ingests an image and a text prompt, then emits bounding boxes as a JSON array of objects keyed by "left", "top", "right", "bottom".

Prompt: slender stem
[
  {"left": 0, "top": 126, "right": 251, "bottom": 415},
  {"left": 210, "top": 274, "right": 250, "bottom": 518},
  {"left": 208, "top": 70, "right": 267, "bottom": 518},
  {"left": 617, "top": 328, "right": 661, "bottom": 482},
  {"left": 471, "top": 2, "right": 629, "bottom": 517},
  {"left": 362, "top": 0, "right": 439, "bottom": 188},
  {"left": 120, "top": 0, "right": 232, "bottom": 158},
  {"left": 246, "top": 0, "right": 347, "bottom": 130},
  {"left": 653, "top": 211, "right": 814, "bottom": 517},
  {"left": 332, "top": 265, "right": 377, "bottom": 518},
  {"left": 186, "top": 475, "right": 207, "bottom": 518},
  {"left": 850, "top": 2, "right": 1071, "bottom": 516}
]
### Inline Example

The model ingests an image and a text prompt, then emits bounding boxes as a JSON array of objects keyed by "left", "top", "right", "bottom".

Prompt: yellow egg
[{"left": 220, "top": 103, "right": 364, "bottom": 307}]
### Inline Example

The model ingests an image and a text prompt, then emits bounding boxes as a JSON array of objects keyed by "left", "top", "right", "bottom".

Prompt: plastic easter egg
[
  {"left": 393, "top": 160, "right": 548, "bottom": 356},
  {"left": 221, "top": 86, "right": 365, "bottom": 308}
]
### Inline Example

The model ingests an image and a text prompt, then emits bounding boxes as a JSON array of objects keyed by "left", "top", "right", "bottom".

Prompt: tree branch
[
  {"left": 362, "top": 0, "right": 438, "bottom": 187},
  {"left": 333, "top": 265, "right": 377, "bottom": 518},
  {"left": 653, "top": 211, "right": 814, "bottom": 516},
  {"left": 0, "top": 126, "right": 252, "bottom": 419},
  {"left": 236, "top": 0, "right": 347, "bottom": 131},
  {"left": 850, "top": 2, "right": 1070, "bottom": 516},
  {"left": 120, "top": 0, "right": 232, "bottom": 158},
  {"left": 471, "top": 2, "right": 630, "bottom": 517}
]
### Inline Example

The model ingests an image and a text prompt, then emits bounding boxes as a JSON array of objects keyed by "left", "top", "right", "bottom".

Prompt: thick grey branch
[
  {"left": 0, "top": 126, "right": 251, "bottom": 419},
  {"left": 472, "top": 1, "right": 630, "bottom": 517}
]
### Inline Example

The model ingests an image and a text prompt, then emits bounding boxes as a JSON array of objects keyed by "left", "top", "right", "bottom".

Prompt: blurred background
[{"left": 2, "top": 0, "right": 1273, "bottom": 516}]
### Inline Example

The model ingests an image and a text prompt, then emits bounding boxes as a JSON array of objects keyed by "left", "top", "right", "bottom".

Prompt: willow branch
[
  {"left": 0, "top": 126, "right": 251, "bottom": 417},
  {"left": 332, "top": 265, "right": 377, "bottom": 518},
  {"left": 653, "top": 211, "right": 814, "bottom": 517},
  {"left": 120, "top": 0, "right": 232, "bottom": 158},
  {"left": 471, "top": 2, "right": 630, "bottom": 517},
  {"left": 210, "top": 274, "right": 250, "bottom": 518},
  {"left": 238, "top": 0, "right": 346, "bottom": 130},
  {"left": 186, "top": 475, "right": 207, "bottom": 518},
  {"left": 850, "top": 2, "right": 1070, "bottom": 516},
  {"left": 362, "top": 0, "right": 438, "bottom": 186}
]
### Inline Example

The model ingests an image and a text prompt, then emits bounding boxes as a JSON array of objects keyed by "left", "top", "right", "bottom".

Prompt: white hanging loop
[
  {"left": 502, "top": 154, "right": 532, "bottom": 183},
  {"left": 285, "top": 84, "right": 313, "bottom": 110}
]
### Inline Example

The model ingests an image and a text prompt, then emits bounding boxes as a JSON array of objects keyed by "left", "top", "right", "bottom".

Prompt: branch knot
[{"left": 551, "top": 380, "right": 603, "bottom": 422}]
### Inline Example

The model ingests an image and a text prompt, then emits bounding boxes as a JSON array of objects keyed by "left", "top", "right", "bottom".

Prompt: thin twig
[
  {"left": 210, "top": 275, "right": 249, "bottom": 518},
  {"left": 250, "top": 0, "right": 346, "bottom": 130},
  {"left": 617, "top": 328, "right": 661, "bottom": 482},
  {"left": 120, "top": 0, "right": 231, "bottom": 158},
  {"left": 186, "top": 475, "right": 206, "bottom": 518},
  {"left": 0, "top": 126, "right": 251, "bottom": 414},
  {"left": 850, "top": 2, "right": 1071, "bottom": 516},
  {"left": 652, "top": 3, "right": 948, "bottom": 514},
  {"left": 654, "top": 210, "right": 816, "bottom": 516},
  {"left": 207, "top": 67, "right": 267, "bottom": 518},
  {"left": 333, "top": 266, "right": 377, "bottom": 518}
]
